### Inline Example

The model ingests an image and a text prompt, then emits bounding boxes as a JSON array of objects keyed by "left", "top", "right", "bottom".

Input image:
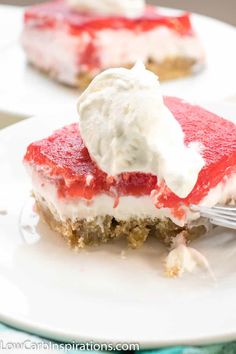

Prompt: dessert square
[
  {"left": 21, "top": 0, "right": 205, "bottom": 88},
  {"left": 24, "top": 97, "right": 236, "bottom": 250}
]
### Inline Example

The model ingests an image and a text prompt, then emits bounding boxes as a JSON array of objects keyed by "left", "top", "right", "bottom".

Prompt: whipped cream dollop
[
  {"left": 78, "top": 63, "right": 205, "bottom": 198},
  {"left": 67, "top": 0, "right": 145, "bottom": 18}
]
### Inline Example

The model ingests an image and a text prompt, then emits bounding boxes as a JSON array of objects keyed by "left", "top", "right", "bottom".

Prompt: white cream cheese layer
[
  {"left": 22, "top": 27, "right": 204, "bottom": 86},
  {"left": 21, "top": 28, "right": 92, "bottom": 85},
  {"left": 28, "top": 166, "right": 236, "bottom": 227},
  {"left": 94, "top": 27, "right": 205, "bottom": 69},
  {"left": 78, "top": 63, "right": 205, "bottom": 198},
  {"left": 67, "top": 0, "right": 145, "bottom": 18}
]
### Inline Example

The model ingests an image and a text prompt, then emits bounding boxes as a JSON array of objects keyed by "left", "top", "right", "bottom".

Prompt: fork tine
[
  {"left": 212, "top": 205, "right": 236, "bottom": 211},
  {"left": 202, "top": 209, "right": 236, "bottom": 219},
  {"left": 210, "top": 217, "right": 236, "bottom": 230},
  {"left": 191, "top": 204, "right": 236, "bottom": 230},
  {"left": 192, "top": 205, "right": 236, "bottom": 219},
  {"left": 210, "top": 215, "right": 236, "bottom": 223}
]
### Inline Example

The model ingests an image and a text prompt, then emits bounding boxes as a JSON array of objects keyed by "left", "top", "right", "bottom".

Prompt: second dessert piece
[{"left": 22, "top": 0, "right": 205, "bottom": 88}]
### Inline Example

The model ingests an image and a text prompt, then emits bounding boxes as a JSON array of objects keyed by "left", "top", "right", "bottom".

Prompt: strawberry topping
[
  {"left": 24, "top": 0, "right": 193, "bottom": 36},
  {"left": 24, "top": 97, "right": 236, "bottom": 213}
]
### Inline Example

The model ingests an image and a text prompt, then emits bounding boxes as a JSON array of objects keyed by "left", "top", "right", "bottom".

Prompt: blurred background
[{"left": 0, "top": 0, "right": 236, "bottom": 25}]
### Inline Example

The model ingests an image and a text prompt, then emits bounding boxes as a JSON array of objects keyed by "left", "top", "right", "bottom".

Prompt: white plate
[
  {"left": 0, "top": 6, "right": 236, "bottom": 116},
  {"left": 0, "top": 6, "right": 23, "bottom": 51},
  {"left": 0, "top": 101, "right": 236, "bottom": 347}
]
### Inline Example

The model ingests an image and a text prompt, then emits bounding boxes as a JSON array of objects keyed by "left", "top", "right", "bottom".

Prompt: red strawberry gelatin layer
[
  {"left": 24, "top": 97, "right": 236, "bottom": 211},
  {"left": 24, "top": 0, "right": 193, "bottom": 36}
]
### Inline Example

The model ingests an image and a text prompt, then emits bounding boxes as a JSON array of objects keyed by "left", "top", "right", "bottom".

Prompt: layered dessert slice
[
  {"left": 24, "top": 66, "right": 236, "bottom": 255},
  {"left": 21, "top": 0, "right": 205, "bottom": 88}
]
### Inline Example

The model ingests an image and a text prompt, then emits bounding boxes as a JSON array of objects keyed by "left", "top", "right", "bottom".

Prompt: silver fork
[{"left": 191, "top": 205, "right": 236, "bottom": 230}]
